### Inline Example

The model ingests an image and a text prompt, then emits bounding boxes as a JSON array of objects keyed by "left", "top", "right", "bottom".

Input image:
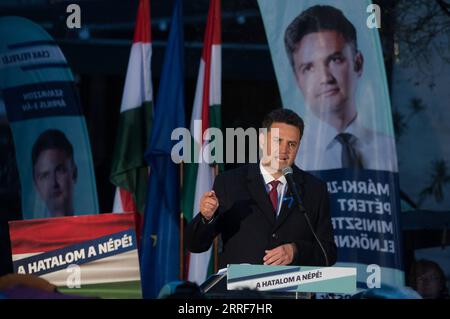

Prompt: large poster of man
[
  {"left": 258, "top": 0, "right": 404, "bottom": 294},
  {"left": 0, "top": 17, "right": 98, "bottom": 219}
]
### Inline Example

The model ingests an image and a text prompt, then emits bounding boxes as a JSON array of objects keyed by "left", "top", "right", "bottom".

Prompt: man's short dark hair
[
  {"left": 262, "top": 108, "right": 304, "bottom": 137},
  {"left": 32, "top": 129, "right": 74, "bottom": 169},
  {"left": 284, "top": 5, "right": 358, "bottom": 68}
]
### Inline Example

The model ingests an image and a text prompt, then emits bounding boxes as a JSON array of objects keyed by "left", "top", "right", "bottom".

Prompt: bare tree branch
[
  {"left": 436, "top": 0, "right": 450, "bottom": 16},
  {"left": 394, "top": 0, "right": 450, "bottom": 73}
]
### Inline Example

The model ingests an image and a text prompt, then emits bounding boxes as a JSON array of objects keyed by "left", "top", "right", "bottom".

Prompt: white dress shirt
[
  {"left": 259, "top": 162, "right": 288, "bottom": 217},
  {"left": 296, "top": 113, "right": 398, "bottom": 172}
]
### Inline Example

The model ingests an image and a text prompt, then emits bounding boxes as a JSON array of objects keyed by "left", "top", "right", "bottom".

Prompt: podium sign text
[{"left": 227, "top": 264, "right": 356, "bottom": 294}]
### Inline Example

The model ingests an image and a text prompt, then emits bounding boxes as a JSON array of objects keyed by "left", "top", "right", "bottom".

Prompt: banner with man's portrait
[
  {"left": 258, "top": 0, "right": 404, "bottom": 294},
  {"left": 0, "top": 17, "right": 99, "bottom": 219}
]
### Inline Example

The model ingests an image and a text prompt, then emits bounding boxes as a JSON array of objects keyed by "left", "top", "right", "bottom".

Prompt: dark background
[{"left": 0, "top": 0, "right": 447, "bottom": 285}]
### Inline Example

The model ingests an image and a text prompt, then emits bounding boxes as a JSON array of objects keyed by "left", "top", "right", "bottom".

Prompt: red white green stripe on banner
[
  {"left": 111, "top": 0, "right": 153, "bottom": 214},
  {"left": 182, "top": 0, "right": 221, "bottom": 284},
  {"left": 9, "top": 213, "right": 142, "bottom": 299}
]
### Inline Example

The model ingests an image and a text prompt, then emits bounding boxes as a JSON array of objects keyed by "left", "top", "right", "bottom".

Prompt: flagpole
[
  {"left": 179, "top": 161, "right": 184, "bottom": 280},
  {"left": 213, "top": 164, "right": 219, "bottom": 274}
]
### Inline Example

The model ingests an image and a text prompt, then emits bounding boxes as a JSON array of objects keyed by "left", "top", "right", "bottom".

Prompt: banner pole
[
  {"left": 179, "top": 161, "right": 184, "bottom": 280},
  {"left": 213, "top": 164, "right": 219, "bottom": 274}
]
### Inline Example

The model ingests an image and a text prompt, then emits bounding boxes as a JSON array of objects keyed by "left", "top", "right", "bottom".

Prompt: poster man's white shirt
[{"left": 297, "top": 112, "right": 398, "bottom": 172}]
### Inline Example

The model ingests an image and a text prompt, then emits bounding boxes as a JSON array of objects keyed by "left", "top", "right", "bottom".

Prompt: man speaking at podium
[{"left": 186, "top": 109, "right": 336, "bottom": 268}]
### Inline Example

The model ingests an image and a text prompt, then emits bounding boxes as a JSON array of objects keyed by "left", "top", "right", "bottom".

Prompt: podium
[
  {"left": 200, "top": 264, "right": 356, "bottom": 299},
  {"left": 201, "top": 272, "right": 313, "bottom": 299}
]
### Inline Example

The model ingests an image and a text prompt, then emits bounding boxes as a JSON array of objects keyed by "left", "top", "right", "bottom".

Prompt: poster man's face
[
  {"left": 292, "top": 30, "right": 363, "bottom": 121},
  {"left": 33, "top": 149, "right": 77, "bottom": 216},
  {"left": 259, "top": 122, "right": 301, "bottom": 174}
]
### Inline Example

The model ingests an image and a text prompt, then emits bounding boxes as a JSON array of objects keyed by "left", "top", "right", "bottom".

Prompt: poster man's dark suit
[{"left": 185, "top": 163, "right": 337, "bottom": 268}]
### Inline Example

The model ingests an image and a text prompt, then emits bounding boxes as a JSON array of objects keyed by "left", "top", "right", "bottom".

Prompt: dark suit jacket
[{"left": 185, "top": 163, "right": 337, "bottom": 269}]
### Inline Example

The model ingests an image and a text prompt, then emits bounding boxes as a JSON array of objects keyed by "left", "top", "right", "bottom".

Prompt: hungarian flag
[
  {"left": 182, "top": 0, "right": 221, "bottom": 284},
  {"left": 110, "top": 0, "right": 153, "bottom": 214}
]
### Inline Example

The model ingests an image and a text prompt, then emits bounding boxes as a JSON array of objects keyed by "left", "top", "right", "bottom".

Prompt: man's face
[
  {"left": 259, "top": 122, "right": 301, "bottom": 174},
  {"left": 33, "top": 149, "right": 77, "bottom": 216},
  {"left": 292, "top": 30, "right": 363, "bottom": 121}
]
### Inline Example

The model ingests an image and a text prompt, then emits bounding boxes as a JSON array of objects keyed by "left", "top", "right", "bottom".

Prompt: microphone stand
[{"left": 283, "top": 167, "right": 330, "bottom": 267}]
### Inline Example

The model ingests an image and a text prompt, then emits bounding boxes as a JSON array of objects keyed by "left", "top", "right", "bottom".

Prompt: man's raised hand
[{"left": 200, "top": 191, "right": 219, "bottom": 220}]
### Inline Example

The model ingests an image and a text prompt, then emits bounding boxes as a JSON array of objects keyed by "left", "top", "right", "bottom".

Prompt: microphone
[
  {"left": 282, "top": 167, "right": 305, "bottom": 212},
  {"left": 282, "top": 166, "right": 329, "bottom": 266}
]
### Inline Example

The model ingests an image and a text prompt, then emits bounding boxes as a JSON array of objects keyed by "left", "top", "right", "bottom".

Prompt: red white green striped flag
[
  {"left": 110, "top": 0, "right": 153, "bottom": 214},
  {"left": 182, "top": 0, "right": 222, "bottom": 284}
]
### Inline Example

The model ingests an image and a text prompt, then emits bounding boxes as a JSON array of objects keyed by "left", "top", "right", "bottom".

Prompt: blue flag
[{"left": 140, "top": 0, "right": 185, "bottom": 299}]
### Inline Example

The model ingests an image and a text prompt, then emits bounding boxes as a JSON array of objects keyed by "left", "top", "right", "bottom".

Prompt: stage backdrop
[
  {"left": 0, "top": 17, "right": 98, "bottom": 219},
  {"left": 258, "top": 0, "right": 404, "bottom": 295}
]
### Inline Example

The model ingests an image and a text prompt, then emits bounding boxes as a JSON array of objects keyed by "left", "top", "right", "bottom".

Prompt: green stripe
[
  {"left": 110, "top": 101, "right": 153, "bottom": 213},
  {"left": 182, "top": 103, "right": 221, "bottom": 222},
  {"left": 209, "top": 104, "right": 221, "bottom": 129},
  {"left": 57, "top": 280, "right": 142, "bottom": 299}
]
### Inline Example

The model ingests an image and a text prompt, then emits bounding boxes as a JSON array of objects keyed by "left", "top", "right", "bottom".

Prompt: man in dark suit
[{"left": 186, "top": 109, "right": 336, "bottom": 268}]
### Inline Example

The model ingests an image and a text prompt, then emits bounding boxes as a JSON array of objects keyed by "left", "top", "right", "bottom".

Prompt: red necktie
[{"left": 268, "top": 180, "right": 281, "bottom": 213}]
